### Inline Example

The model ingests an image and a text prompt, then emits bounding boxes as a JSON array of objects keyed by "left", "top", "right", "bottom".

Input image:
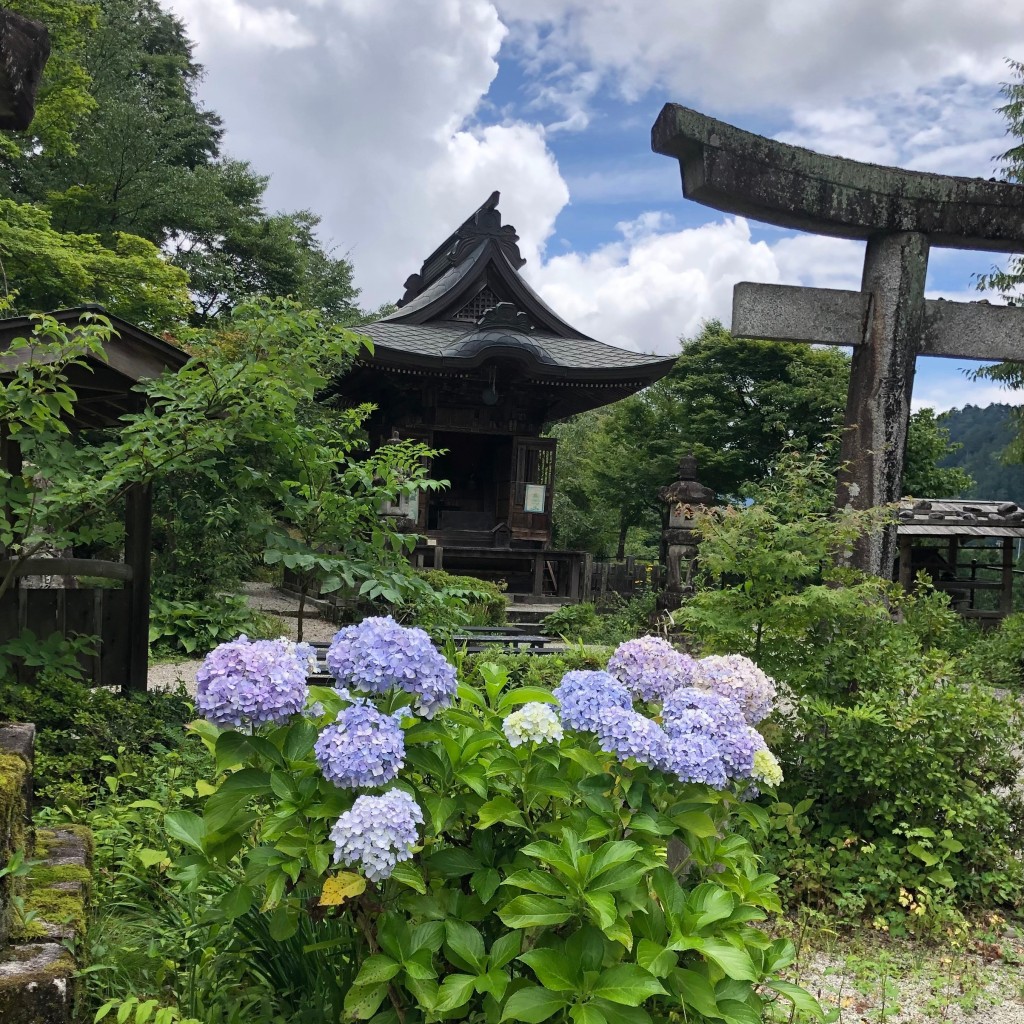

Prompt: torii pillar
[{"left": 652, "top": 104, "right": 1024, "bottom": 577}]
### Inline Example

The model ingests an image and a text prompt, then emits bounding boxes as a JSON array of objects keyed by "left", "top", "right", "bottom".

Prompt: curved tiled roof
[{"left": 357, "top": 193, "right": 674, "bottom": 381}]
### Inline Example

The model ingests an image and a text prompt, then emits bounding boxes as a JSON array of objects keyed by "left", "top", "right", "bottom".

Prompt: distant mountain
[{"left": 937, "top": 403, "right": 1024, "bottom": 504}]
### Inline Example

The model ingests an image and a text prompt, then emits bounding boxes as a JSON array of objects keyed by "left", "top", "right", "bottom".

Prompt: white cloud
[
  {"left": 524, "top": 215, "right": 779, "bottom": 354},
  {"left": 167, "top": 0, "right": 314, "bottom": 50},
  {"left": 163, "top": 0, "right": 566, "bottom": 303},
  {"left": 911, "top": 378, "right": 1024, "bottom": 414}
]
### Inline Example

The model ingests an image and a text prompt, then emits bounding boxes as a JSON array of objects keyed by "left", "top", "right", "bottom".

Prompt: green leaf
[
  {"left": 471, "top": 867, "right": 501, "bottom": 903},
  {"left": 134, "top": 848, "right": 167, "bottom": 868},
  {"left": 220, "top": 884, "right": 253, "bottom": 920},
  {"left": 673, "top": 811, "right": 719, "bottom": 839},
  {"left": 445, "top": 919, "right": 486, "bottom": 972},
  {"left": 636, "top": 940, "right": 676, "bottom": 979},
  {"left": 498, "top": 895, "right": 572, "bottom": 929},
  {"left": 716, "top": 998, "right": 762, "bottom": 1024},
  {"left": 673, "top": 937, "right": 757, "bottom": 982},
  {"left": 434, "top": 974, "right": 477, "bottom": 1012},
  {"left": 589, "top": 841, "right": 642, "bottom": 880},
  {"left": 592, "top": 965, "right": 666, "bottom": 1006},
  {"left": 164, "top": 810, "right": 206, "bottom": 853},
  {"left": 908, "top": 842, "right": 940, "bottom": 867},
  {"left": 283, "top": 718, "right": 318, "bottom": 761},
  {"left": 489, "top": 931, "right": 522, "bottom": 970},
  {"left": 478, "top": 796, "right": 526, "bottom": 830},
  {"left": 517, "top": 948, "right": 579, "bottom": 991},
  {"left": 496, "top": 687, "right": 559, "bottom": 713},
  {"left": 344, "top": 983, "right": 390, "bottom": 1020},
  {"left": 570, "top": 1006, "right": 607, "bottom": 1024},
  {"left": 585, "top": 892, "right": 617, "bottom": 930},
  {"left": 390, "top": 862, "right": 426, "bottom": 894},
  {"left": 766, "top": 980, "right": 825, "bottom": 1020},
  {"left": 427, "top": 848, "right": 480, "bottom": 878},
  {"left": 214, "top": 731, "right": 252, "bottom": 771},
  {"left": 566, "top": 926, "right": 606, "bottom": 973},
  {"left": 501, "top": 869, "right": 569, "bottom": 896},
  {"left": 673, "top": 970, "right": 718, "bottom": 1017},
  {"left": 353, "top": 955, "right": 401, "bottom": 986},
  {"left": 500, "top": 985, "right": 569, "bottom": 1023}
]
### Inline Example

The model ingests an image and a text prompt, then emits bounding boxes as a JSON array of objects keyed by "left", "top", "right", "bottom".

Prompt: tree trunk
[
  {"left": 296, "top": 583, "right": 307, "bottom": 643},
  {"left": 616, "top": 516, "right": 628, "bottom": 561}
]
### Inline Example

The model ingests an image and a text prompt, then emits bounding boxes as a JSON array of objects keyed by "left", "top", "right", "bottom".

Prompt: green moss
[
  {"left": 33, "top": 826, "right": 93, "bottom": 865},
  {"left": 13, "top": 884, "right": 86, "bottom": 939},
  {"left": 27, "top": 864, "right": 90, "bottom": 889}
]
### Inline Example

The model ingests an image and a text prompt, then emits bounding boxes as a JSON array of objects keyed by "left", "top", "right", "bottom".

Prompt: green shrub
[
  {"left": 461, "top": 647, "right": 613, "bottom": 690},
  {"left": 148, "top": 594, "right": 280, "bottom": 657},
  {"left": 413, "top": 569, "right": 507, "bottom": 627},
  {"left": 0, "top": 673, "right": 194, "bottom": 807},
  {"left": 542, "top": 594, "right": 655, "bottom": 646},
  {"left": 959, "top": 611, "right": 1024, "bottom": 692}
]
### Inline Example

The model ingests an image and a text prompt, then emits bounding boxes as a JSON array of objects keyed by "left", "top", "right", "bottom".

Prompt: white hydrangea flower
[
  {"left": 503, "top": 702, "right": 563, "bottom": 748},
  {"left": 752, "top": 747, "right": 784, "bottom": 788}
]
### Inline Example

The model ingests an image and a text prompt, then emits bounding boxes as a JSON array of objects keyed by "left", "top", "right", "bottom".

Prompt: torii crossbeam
[{"left": 652, "top": 103, "right": 1024, "bottom": 577}]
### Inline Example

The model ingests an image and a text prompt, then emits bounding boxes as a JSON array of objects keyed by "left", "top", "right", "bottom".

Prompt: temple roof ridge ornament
[
  {"left": 398, "top": 192, "right": 526, "bottom": 307},
  {"left": 476, "top": 301, "right": 531, "bottom": 332}
]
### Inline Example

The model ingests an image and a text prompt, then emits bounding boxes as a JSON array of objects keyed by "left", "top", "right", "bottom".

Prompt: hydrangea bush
[{"left": 176, "top": 622, "right": 819, "bottom": 1024}]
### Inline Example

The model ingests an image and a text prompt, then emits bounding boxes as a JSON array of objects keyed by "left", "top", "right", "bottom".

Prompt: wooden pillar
[
  {"left": 124, "top": 482, "right": 152, "bottom": 694},
  {"left": 1000, "top": 537, "right": 1014, "bottom": 616},
  {"left": 569, "top": 557, "right": 581, "bottom": 603},
  {"left": 532, "top": 553, "right": 544, "bottom": 598},
  {"left": 898, "top": 536, "right": 913, "bottom": 591},
  {"left": 581, "top": 553, "right": 593, "bottom": 603}
]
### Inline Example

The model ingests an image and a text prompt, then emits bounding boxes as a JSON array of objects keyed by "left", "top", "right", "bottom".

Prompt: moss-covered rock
[{"left": 0, "top": 942, "right": 77, "bottom": 1023}]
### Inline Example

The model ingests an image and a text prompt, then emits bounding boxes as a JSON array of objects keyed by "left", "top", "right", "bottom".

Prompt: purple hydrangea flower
[
  {"left": 606, "top": 637, "right": 699, "bottom": 702},
  {"left": 662, "top": 687, "right": 762, "bottom": 781},
  {"left": 696, "top": 654, "right": 777, "bottom": 725},
  {"left": 664, "top": 733, "right": 728, "bottom": 788},
  {"left": 662, "top": 687, "right": 744, "bottom": 735},
  {"left": 329, "top": 789, "right": 423, "bottom": 881},
  {"left": 553, "top": 670, "right": 632, "bottom": 731},
  {"left": 503, "top": 702, "right": 563, "bottom": 747},
  {"left": 196, "top": 636, "right": 309, "bottom": 728},
  {"left": 593, "top": 706, "right": 670, "bottom": 769},
  {"left": 315, "top": 702, "right": 405, "bottom": 789},
  {"left": 326, "top": 616, "right": 457, "bottom": 718}
]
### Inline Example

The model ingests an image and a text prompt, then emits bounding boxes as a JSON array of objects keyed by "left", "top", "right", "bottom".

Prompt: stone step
[{"left": 0, "top": 943, "right": 77, "bottom": 1023}]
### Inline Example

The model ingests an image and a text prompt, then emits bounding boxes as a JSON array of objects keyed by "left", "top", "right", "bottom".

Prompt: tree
[
  {"left": 976, "top": 58, "right": 1024, "bottom": 302},
  {"left": 1, "top": 0, "right": 362, "bottom": 326},
  {"left": 663, "top": 320, "right": 849, "bottom": 496},
  {"left": 901, "top": 408, "right": 973, "bottom": 498},
  {"left": 0, "top": 197, "right": 191, "bottom": 326}
]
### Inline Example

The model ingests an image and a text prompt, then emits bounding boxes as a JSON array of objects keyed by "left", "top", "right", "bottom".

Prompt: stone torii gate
[{"left": 652, "top": 103, "right": 1024, "bottom": 577}]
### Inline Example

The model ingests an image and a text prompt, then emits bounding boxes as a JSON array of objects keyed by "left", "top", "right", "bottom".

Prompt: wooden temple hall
[{"left": 325, "top": 193, "right": 675, "bottom": 599}]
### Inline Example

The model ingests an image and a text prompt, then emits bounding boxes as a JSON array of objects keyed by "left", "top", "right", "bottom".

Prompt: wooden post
[
  {"left": 898, "top": 536, "right": 913, "bottom": 591},
  {"left": 532, "top": 553, "right": 545, "bottom": 598},
  {"left": 581, "top": 553, "right": 593, "bottom": 603},
  {"left": 123, "top": 482, "right": 152, "bottom": 694},
  {"left": 1001, "top": 537, "right": 1014, "bottom": 616},
  {"left": 569, "top": 556, "right": 581, "bottom": 603},
  {"left": 432, "top": 544, "right": 444, "bottom": 570}
]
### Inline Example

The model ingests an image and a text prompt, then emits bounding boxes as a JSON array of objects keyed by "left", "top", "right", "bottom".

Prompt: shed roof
[
  {"left": 353, "top": 192, "right": 675, "bottom": 383},
  {"left": 0, "top": 306, "right": 189, "bottom": 429},
  {"left": 897, "top": 498, "right": 1024, "bottom": 538}
]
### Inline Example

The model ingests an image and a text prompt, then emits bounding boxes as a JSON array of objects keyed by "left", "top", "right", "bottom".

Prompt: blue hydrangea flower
[
  {"left": 553, "top": 670, "right": 632, "bottom": 731},
  {"left": 326, "top": 616, "right": 457, "bottom": 718},
  {"left": 664, "top": 732, "right": 728, "bottom": 788},
  {"left": 315, "top": 702, "right": 405, "bottom": 788},
  {"left": 606, "top": 636, "right": 699, "bottom": 702},
  {"left": 329, "top": 789, "right": 423, "bottom": 881},
  {"left": 593, "top": 706, "right": 670, "bottom": 769},
  {"left": 697, "top": 654, "right": 777, "bottom": 725},
  {"left": 503, "top": 702, "right": 563, "bottom": 747},
  {"left": 196, "top": 636, "right": 309, "bottom": 728},
  {"left": 662, "top": 687, "right": 744, "bottom": 735}
]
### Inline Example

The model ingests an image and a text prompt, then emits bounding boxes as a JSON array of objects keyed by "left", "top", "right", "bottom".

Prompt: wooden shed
[
  {"left": 0, "top": 307, "right": 189, "bottom": 691},
  {"left": 896, "top": 498, "right": 1024, "bottom": 621}
]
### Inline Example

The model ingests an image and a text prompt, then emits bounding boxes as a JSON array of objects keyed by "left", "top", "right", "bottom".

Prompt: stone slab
[
  {"left": 733, "top": 282, "right": 1024, "bottom": 362},
  {"left": 652, "top": 103, "right": 1024, "bottom": 252},
  {"left": 0, "top": 943, "right": 76, "bottom": 1023}
]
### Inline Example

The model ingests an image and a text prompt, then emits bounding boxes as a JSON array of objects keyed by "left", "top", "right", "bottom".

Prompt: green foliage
[
  {"left": 0, "top": 198, "right": 191, "bottom": 326},
  {"left": 548, "top": 322, "right": 966, "bottom": 556},
  {"left": 681, "top": 449, "right": 1024, "bottom": 930},
  {"left": 413, "top": 569, "right": 508, "bottom": 628},
  {"left": 542, "top": 595, "right": 656, "bottom": 647},
  {"left": 937, "top": 403, "right": 1024, "bottom": 502},
  {"left": 901, "top": 408, "right": 973, "bottom": 498},
  {"left": 0, "top": 671, "right": 192, "bottom": 807},
  {"left": 959, "top": 611, "right": 1024, "bottom": 692},
  {"left": 461, "top": 648, "right": 613, "bottom": 691},
  {"left": 148, "top": 595, "right": 279, "bottom": 657}
]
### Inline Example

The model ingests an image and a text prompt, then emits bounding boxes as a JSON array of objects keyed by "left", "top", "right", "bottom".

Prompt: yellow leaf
[
  {"left": 319, "top": 872, "right": 367, "bottom": 906},
  {"left": 196, "top": 780, "right": 217, "bottom": 797}
]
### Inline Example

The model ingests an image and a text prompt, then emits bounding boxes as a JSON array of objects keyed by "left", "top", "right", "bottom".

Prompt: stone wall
[{"left": 0, "top": 723, "right": 93, "bottom": 1024}]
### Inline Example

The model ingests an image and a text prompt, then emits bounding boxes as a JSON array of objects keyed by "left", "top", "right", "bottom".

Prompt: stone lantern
[{"left": 657, "top": 454, "right": 715, "bottom": 613}]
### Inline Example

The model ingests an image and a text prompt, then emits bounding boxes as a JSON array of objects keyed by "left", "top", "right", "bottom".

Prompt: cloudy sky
[{"left": 164, "top": 0, "right": 1024, "bottom": 413}]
